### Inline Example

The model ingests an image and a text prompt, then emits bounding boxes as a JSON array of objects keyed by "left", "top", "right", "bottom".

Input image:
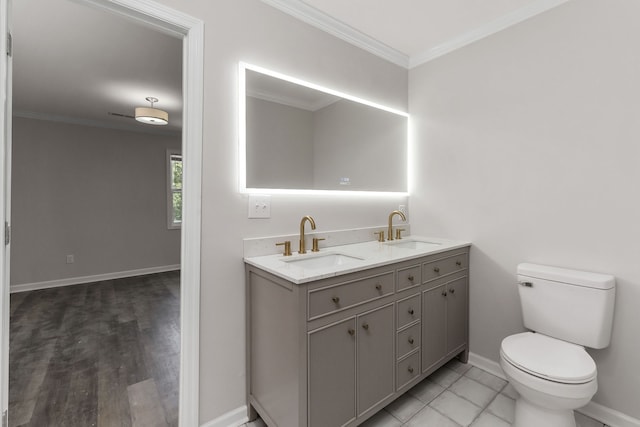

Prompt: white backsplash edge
[{"left": 243, "top": 224, "right": 412, "bottom": 258}]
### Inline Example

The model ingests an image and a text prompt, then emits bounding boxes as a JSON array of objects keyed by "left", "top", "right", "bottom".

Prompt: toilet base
[{"left": 514, "top": 397, "right": 576, "bottom": 427}]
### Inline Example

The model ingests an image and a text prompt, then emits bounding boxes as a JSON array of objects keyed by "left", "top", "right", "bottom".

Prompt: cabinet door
[
  {"left": 422, "top": 286, "right": 447, "bottom": 372},
  {"left": 446, "top": 277, "right": 468, "bottom": 354},
  {"left": 357, "top": 304, "right": 395, "bottom": 416},
  {"left": 308, "top": 318, "right": 357, "bottom": 427}
]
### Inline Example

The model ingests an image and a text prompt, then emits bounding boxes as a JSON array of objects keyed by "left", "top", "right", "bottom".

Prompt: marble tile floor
[{"left": 245, "top": 360, "right": 608, "bottom": 427}]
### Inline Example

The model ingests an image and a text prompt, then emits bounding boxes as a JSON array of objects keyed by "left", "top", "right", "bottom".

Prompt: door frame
[
  {"left": 0, "top": 0, "right": 11, "bottom": 422},
  {"left": 0, "top": 0, "right": 204, "bottom": 425}
]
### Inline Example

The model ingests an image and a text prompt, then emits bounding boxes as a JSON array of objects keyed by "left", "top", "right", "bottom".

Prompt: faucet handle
[
  {"left": 312, "top": 237, "right": 325, "bottom": 252},
  {"left": 275, "top": 241, "right": 292, "bottom": 256},
  {"left": 395, "top": 228, "right": 406, "bottom": 240},
  {"left": 374, "top": 231, "right": 385, "bottom": 242}
]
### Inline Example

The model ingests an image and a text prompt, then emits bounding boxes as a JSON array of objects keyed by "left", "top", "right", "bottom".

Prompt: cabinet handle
[
  {"left": 362, "top": 323, "right": 369, "bottom": 330},
  {"left": 408, "top": 308, "right": 414, "bottom": 315},
  {"left": 408, "top": 337, "right": 414, "bottom": 344},
  {"left": 407, "top": 275, "right": 414, "bottom": 282},
  {"left": 348, "top": 328, "right": 355, "bottom": 336},
  {"left": 375, "top": 283, "right": 382, "bottom": 291},
  {"left": 449, "top": 288, "right": 455, "bottom": 294},
  {"left": 442, "top": 291, "right": 447, "bottom": 297},
  {"left": 456, "top": 260, "right": 462, "bottom": 266},
  {"left": 408, "top": 366, "right": 414, "bottom": 374},
  {"left": 332, "top": 296, "right": 340, "bottom": 304},
  {"left": 433, "top": 267, "right": 440, "bottom": 273}
]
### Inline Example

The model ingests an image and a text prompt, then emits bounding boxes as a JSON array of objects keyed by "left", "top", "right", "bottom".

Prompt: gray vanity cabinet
[
  {"left": 422, "top": 253, "right": 469, "bottom": 373},
  {"left": 356, "top": 303, "right": 395, "bottom": 416},
  {"left": 308, "top": 303, "right": 394, "bottom": 426},
  {"left": 308, "top": 318, "right": 357, "bottom": 427},
  {"left": 246, "top": 245, "right": 470, "bottom": 427},
  {"left": 422, "top": 286, "right": 447, "bottom": 371},
  {"left": 446, "top": 277, "right": 468, "bottom": 354}
]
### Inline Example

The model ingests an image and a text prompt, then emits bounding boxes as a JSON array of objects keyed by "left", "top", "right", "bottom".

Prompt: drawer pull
[
  {"left": 408, "top": 337, "right": 414, "bottom": 344},
  {"left": 408, "top": 308, "right": 414, "bottom": 315},
  {"left": 362, "top": 323, "right": 369, "bottom": 330},
  {"left": 408, "top": 366, "right": 414, "bottom": 374},
  {"left": 375, "top": 283, "right": 382, "bottom": 291},
  {"left": 407, "top": 275, "right": 414, "bottom": 282},
  {"left": 449, "top": 288, "right": 455, "bottom": 294},
  {"left": 332, "top": 296, "right": 340, "bottom": 304},
  {"left": 348, "top": 328, "right": 355, "bottom": 336},
  {"left": 433, "top": 267, "right": 440, "bottom": 273},
  {"left": 442, "top": 291, "right": 447, "bottom": 297},
  {"left": 456, "top": 260, "right": 462, "bottom": 266}
]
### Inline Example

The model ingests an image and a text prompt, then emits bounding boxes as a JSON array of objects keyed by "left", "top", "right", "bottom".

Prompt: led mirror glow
[{"left": 239, "top": 62, "right": 409, "bottom": 195}]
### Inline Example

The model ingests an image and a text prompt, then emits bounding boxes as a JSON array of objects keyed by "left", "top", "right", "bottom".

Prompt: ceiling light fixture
[{"left": 135, "top": 97, "right": 168, "bottom": 125}]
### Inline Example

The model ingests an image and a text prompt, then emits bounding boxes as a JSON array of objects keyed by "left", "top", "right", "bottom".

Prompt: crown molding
[
  {"left": 260, "top": 0, "right": 409, "bottom": 68},
  {"left": 409, "top": 0, "right": 571, "bottom": 68},
  {"left": 261, "top": 0, "right": 569, "bottom": 70},
  {"left": 13, "top": 110, "right": 181, "bottom": 136}
]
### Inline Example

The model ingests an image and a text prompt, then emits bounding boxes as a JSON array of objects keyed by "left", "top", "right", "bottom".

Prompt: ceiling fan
[{"left": 108, "top": 97, "right": 169, "bottom": 126}]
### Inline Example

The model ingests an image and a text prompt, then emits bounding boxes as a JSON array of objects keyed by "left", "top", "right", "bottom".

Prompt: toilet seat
[{"left": 501, "top": 332, "right": 596, "bottom": 384}]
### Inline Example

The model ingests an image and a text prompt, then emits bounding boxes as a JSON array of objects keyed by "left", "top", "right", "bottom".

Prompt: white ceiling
[
  {"left": 11, "top": 0, "right": 569, "bottom": 131},
  {"left": 262, "top": 0, "right": 569, "bottom": 67},
  {"left": 304, "top": 0, "right": 540, "bottom": 56},
  {"left": 12, "top": 0, "right": 182, "bottom": 133}
]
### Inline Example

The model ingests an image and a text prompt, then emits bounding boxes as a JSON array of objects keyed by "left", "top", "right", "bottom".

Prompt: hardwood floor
[{"left": 9, "top": 271, "right": 180, "bottom": 427}]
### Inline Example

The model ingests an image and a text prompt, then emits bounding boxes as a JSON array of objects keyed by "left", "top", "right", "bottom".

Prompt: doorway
[{"left": 0, "top": 0, "right": 203, "bottom": 425}]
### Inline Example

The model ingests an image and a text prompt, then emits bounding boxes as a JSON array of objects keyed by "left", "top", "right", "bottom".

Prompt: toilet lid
[{"left": 501, "top": 332, "right": 597, "bottom": 384}]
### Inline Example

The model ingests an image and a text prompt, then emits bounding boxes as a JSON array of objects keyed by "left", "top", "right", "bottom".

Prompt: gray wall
[
  {"left": 146, "top": 0, "right": 409, "bottom": 423},
  {"left": 11, "top": 117, "right": 181, "bottom": 286},
  {"left": 409, "top": 0, "right": 640, "bottom": 418}
]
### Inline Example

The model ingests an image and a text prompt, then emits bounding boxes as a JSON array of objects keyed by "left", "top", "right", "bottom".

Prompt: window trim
[{"left": 167, "top": 149, "right": 182, "bottom": 229}]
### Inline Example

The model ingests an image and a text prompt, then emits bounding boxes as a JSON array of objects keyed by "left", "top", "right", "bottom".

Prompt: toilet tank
[{"left": 517, "top": 263, "right": 615, "bottom": 349}]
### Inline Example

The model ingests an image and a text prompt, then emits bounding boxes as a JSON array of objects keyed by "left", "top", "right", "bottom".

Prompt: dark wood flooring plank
[
  {"left": 128, "top": 378, "right": 167, "bottom": 427},
  {"left": 9, "top": 272, "right": 180, "bottom": 427},
  {"left": 97, "top": 319, "right": 132, "bottom": 427}
]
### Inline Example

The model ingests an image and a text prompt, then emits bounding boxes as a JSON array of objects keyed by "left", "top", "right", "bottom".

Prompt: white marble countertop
[{"left": 244, "top": 236, "right": 471, "bottom": 284}]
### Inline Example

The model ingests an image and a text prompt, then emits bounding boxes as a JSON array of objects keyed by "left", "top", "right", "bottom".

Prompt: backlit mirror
[{"left": 240, "top": 63, "right": 409, "bottom": 194}]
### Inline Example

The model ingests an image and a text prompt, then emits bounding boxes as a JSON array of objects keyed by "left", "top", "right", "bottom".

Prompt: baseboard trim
[
  {"left": 468, "top": 351, "right": 506, "bottom": 380},
  {"left": 579, "top": 401, "right": 640, "bottom": 427},
  {"left": 200, "top": 405, "right": 249, "bottom": 427},
  {"left": 468, "top": 352, "right": 640, "bottom": 427},
  {"left": 10, "top": 264, "right": 181, "bottom": 293}
]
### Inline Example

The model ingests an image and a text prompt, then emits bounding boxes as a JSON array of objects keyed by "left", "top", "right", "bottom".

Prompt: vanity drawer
[
  {"left": 308, "top": 272, "right": 395, "bottom": 320},
  {"left": 397, "top": 323, "right": 421, "bottom": 359},
  {"left": 397, "top": 293, "right": 421, "bottom": 329},
  {"left": 422, "top": 253, "right": 468, "bottom": 283},
  {"left": 397, "top": 351, "right": 421, "bottom": 390},
  {"left": 397, "top": 265, "right": 421, "bottom": 291}
]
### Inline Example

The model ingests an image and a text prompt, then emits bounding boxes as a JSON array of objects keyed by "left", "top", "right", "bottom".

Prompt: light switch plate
[{"left": 248, "top": 195, "right": 271, "bottom": 219}]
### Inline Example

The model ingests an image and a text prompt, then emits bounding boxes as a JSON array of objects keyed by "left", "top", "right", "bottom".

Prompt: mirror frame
[{"left": 239, "top": 62, "right": 410, "bottom": 196}]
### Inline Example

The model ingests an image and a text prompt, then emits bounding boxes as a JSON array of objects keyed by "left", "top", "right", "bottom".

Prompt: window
[{"left": 168, "top": 150, "right": 183, "bottom": 228}]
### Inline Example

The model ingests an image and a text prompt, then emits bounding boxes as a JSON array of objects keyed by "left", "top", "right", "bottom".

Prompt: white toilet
[{"left": 500, "top": 263, "right": 615, "bottom": 427}]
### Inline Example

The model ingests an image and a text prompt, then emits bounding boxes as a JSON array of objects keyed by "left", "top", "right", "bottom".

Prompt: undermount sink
[
  {"left": 283, "top": 253, "right": 364, "bottom": 270},
  {"left": 385, "top": 240, "right": 442, "bottom": 250}
]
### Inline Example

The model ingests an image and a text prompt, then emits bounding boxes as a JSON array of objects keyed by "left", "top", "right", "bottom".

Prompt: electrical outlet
[
  {"left": 248, "top": 195, "right": 271, "bottom": 219},
  {"left": 399, "top": 204, "right": 408, "bottom": 218},
  {"left": 66, "top": 254, "right": 74, "bottom": 264}
]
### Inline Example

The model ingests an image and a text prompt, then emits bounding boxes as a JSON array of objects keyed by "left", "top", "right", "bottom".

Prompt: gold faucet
[
  {"left": 299, "top": 215, "right": 316, "bottom": 254},
  {"left": 387, "top": 210, "right": 406, "bottom": 241}
]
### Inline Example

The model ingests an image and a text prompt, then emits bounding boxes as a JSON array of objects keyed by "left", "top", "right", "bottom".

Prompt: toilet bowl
[
  {"left": 500, "top": 332, "right": 597, "bottom": 427},
  {"left": 500, "top": 263, "right": 615, "bottom": 427}
]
